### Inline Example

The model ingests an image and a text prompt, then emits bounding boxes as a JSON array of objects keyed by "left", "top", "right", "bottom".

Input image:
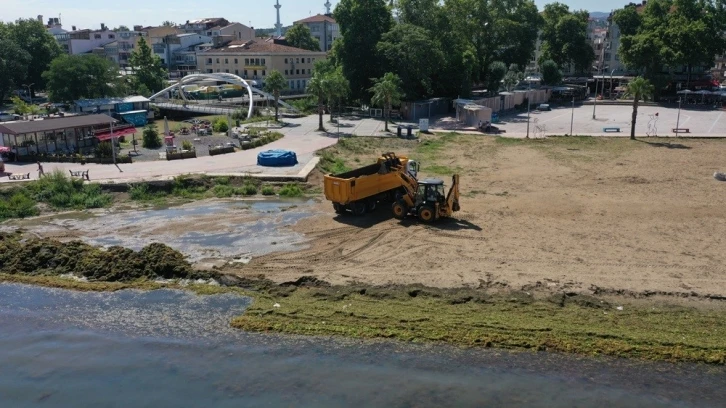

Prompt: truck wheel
[
  {"left": 392, "top": 201, "right": 407, "bottom": 220},
  {"left": 351, "top": 201, "right": 366, "bottom": 216},
  {"left": 418, "top": 205, "right": 436, "bottom": 223},
  {"left": 333, "top": 203, "right": 346, "bottom": 214},
  {"left": 365, "top": 199, "right": 377, "bottom": 213}
]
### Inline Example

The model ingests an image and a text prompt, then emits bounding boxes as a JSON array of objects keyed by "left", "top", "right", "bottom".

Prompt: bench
[
  {"left": 8, "top": 173, "right": 30, "bottom": 181},
  {"left": 603, "top": 127, "right": 621, "bottom": 133},
  {"left": 69, "top": 169, "right": 90, "bottom": 181},
  {"left": 672, "top": 128, "right": 690, "bottom": 134}
]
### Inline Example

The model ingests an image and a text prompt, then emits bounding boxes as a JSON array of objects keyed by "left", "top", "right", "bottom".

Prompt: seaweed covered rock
[{"left": 0, "top": 235, "right": 214, "bottom": 282}]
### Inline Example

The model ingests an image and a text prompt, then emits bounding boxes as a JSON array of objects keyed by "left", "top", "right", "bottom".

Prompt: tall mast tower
[
  {"left": 324, "top": 1, "right": 332, "bottom": 15},
  {"left": 274, "top": 0, "right": 283, "bottom": 37}
]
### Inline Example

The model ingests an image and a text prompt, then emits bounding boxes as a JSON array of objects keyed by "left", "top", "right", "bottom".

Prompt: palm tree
[
  {"left": 324, "top": 68, "right": 349, "bottom": 123},
  {"left": 307, "top": 73, "right": 328, "bottom": 131},
  {"left": 624, "top": 77, "right": 655, "bottom": 140},
  {"left": 263, "top": 70, "right": 287, "bottom": 122},
  {"left": 369, "top": 72, "right": 404, "bottom": 132}
]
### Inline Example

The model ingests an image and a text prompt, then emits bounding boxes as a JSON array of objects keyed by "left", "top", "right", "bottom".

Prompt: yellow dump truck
[{"left": 324, "top": 152, "right": 419, "bottom": 215}]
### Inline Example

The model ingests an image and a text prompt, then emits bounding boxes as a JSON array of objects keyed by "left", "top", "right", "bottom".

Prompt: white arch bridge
[{"left": 148, "top": 73, "right": 297, "bottom": 118}]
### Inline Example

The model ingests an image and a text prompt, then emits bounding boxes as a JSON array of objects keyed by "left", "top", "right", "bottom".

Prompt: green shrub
[
  {"left": 261, "top": 186, "right": 276, "bottom": 196},
  {"left": 213, "top": 118, "right": 229, "bottom": 133},
  {"left": 95, "top": 141, "right": 113, "bottom": 158},
  {"left": 318, "top": 151, "right": 350, "bottom": 174},
  {"left": 239, "top": 184, "right": 257, "bottom": 196},
  {"left": 142, "top": 125, "right": 162, "bottom": 149},
  {"left": 213, "top": 184, "right": 235, "bottom": 198},
  {"left": 2, "top": 192, "right": 39, "bottom": 219},
  {"left": 129, "top": 184, "right": 153, "bottom": 201},
  {"left": 215, "top": 176, "right": 230, "bottom": 185},
  {"left": 182, "top": 140, "right": 193, "bottom": 151},
  {"left": 278, "top": 183, "right": 303, "bottom": 197}
]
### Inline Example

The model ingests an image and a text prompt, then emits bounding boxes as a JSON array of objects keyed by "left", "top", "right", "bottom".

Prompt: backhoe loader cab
[
  {"left": 392, "top": 174, "right": 460, "bottom": 223},
  {"left": 416, "top": 179, "right": 446, "bottom": 205}
]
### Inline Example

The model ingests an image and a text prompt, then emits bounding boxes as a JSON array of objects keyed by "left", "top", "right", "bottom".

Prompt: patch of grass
[
  {"left": 261, "top": 186, "right": 276, "bottom": 196},
  {"left": 0, "top": 171, "right": 112, "bottom": 220},
  {"left": 318, "top": 150, "right": 351, "bottom": 174},
  {"left": 213, "top": 184, "right": 236, "bottom": 198},
  {"left": 238, "top": 184, "right": 258, "bottom": 196},
  {"left": 422, "top": 164, "right": 462, "bottom": 175},
  {"left": 278, "top": 183, "right": 304, "bottom": 197},
  {"left": 231, "top": 284, "right": 726, "bottom": 365}
]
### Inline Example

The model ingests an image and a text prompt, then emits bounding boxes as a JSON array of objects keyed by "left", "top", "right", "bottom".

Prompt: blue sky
[{"left": 4, "top": 0, "right": 616, "bottom": 31}]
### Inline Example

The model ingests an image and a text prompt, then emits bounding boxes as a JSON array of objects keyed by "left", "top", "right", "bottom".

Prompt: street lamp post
[
  {"left": 570, "top": 95, "right": 575, "bottom": 136},
  {"left": 22, "top": 83, "right": 34, "bottom": 101},
  {"left": 592, "top": 66, "right": 599, "bottom": 119},
  {"left": 675, "top": 97, "right": 682, "bottom": 135},
  {"left": 610, "top": 70, "right": 615, "bottom": 99},
  {"left": 526, "top": 75, "right": 532, "bottom": 139}
]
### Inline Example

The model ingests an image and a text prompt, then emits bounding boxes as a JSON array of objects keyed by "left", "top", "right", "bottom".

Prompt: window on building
[
  {"left": 296, "top": 69, "right": 300, "bottom": 75},
  {"left": 225, "top": 69, "right": 229, "bottom": 73},
  {"left": 296, "top": 57, "right": 299, "bottom": 63},
  {"left": 308, "top": 69, "right": 311, "bottom": 74},
  {"left": 234, "top": 58, "right": 238, "bottom": 64},
  {"left": 207, "top": 58, "right": 212, "bottom": 63},
  {"left": 244, "top": 69, "right": 248, "bottom": 76},
  {"left": 285, "top": 69, "right": 288, "bottom": 75},
  {"left": 290, "top": 80, "right": 295, "bottom": 89},
  {"left": 94, "top": 34, "right": 101, "bottom": 39},
  {"left": 245, "top": 58, "right": 249, "bottom": 65},
  {"left": 307, "top": 58, "right": 311, "bottom": 63},
  {"left": 302, "top": 80, "right": 306, "bottom": 88},
  {"left": 297, "top": 80, "right": 301, "bottom": 89},
  {"left": 235, "top": 69, "right": 239, "bottom": 75},
  {"left": 207, "top": 69, "right": 213, "bottom": 73},
  {"left": 255, "top": 58, "right": 260, "bottom": 65},
  {"left": 262, "top": 70, "right": 266, "bottom": 76},
  {"left": 262, "top": 58, "right": 265, "bottom": 65},
  {"left": 284, "top": 58, "right": 288, "bottom": 63},
  {"left": 253, "top": 70, "right": 257, "bottom": 76},
  {"left": 225, "top": 58, "right": 228, "bottom": 64},
  {"left": 216, "top": 58, "right": 220, "bottom": 63},
  {"left": 108, "top": 34, "right": 115, "bottom": 39}
]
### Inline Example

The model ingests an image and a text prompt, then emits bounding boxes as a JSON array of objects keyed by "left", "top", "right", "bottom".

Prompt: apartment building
[
  {"left": 198, "top": 39, "right": 327, "bottom": 91},
  {"left": 293, "top": 14, "right": 339, "bottom": 52},
  {"left": 182, "top": 18, "right": 230, "bottom": 35},
  {"left": 153, "top": 33, "right": 212, "bottom": 76}
]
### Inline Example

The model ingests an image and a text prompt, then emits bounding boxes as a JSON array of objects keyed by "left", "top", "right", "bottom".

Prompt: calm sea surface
[{"left": 0, "top": 283, "right": 724, "bottom": 408}]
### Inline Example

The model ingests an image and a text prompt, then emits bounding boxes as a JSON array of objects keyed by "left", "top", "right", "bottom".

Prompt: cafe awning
[{"left": 95, "top": 127, "right": 137, "bottom": 141}]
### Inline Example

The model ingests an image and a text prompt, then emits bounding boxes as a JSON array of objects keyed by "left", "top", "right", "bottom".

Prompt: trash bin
[
  {"left": 406, "top": 125, "right": 413, "bottom": 139},
  {"left": 397, "top": 126, "right": 403, "bottom": 138}
]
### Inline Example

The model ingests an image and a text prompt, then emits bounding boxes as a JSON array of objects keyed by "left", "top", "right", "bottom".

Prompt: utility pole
[
  {"left": 570, "top": 95, "right": 575, "bottom": 136},
  {"left": 592, "top": 66, "right": 599, "bottom": 119},
  {"left": 675, "top": 97, "right": 682, "bottom": 134},
  {"left": 110, "top": 120, "right": 116, "bottom": 165},
  {"left": 526, "top": 72, "right": 532, "bottom": 139}
]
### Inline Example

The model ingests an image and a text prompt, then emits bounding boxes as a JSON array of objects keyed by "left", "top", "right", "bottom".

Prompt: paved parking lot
[{"left": 495, "top": 104, "right": 726, "bottom": 137}]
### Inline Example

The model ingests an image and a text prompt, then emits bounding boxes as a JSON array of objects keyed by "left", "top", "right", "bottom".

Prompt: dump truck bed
[{"left": 324, "top": 155, "right": 409, "bottom": 205}]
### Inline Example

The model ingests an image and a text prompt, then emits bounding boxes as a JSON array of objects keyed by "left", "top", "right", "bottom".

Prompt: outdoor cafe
[{"left": 0, "top": 114, "right": 137, "bottom": 161}]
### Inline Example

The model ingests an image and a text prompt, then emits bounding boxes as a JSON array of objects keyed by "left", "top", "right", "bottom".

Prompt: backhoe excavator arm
[
  {"left": 445, "top": 174, "right": 461, "bottom": 214},
  {"left": 397, "top": 170, "right": 418, "bottom": 207}
]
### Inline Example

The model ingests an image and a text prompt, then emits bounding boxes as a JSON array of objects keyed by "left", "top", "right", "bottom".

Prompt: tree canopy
[
  {"left": 0, "top": 33, "right": 31, "bottom": 102},
  {"left": 0, "top": 19, "right": 62, "bottom": 93},
  {"left": 334, "top": 0, "right": 393, "bottom": 101},
  {"left": 540, "top": 2, "right": 595, "bottom": 73},
  {"left": 369, "top": 72, "right": 404, "bottom": 132},
  {"left": 129, "top": 37, "right": 167, "bottom": 94},
  {"left": 377, "top": 23, "right": 443, "bottom": 100},
  {"left": 614, "top": 0, "right": 726, "bottom": 90},
  {"left": 540, "top": 59, "right": 563, "bottom": 86},
  {"left": 43, "top": 55, "right": 122, "bottom": 103},
  {"left": 285, "top": 24, "right": 321, "bottom": 51}
]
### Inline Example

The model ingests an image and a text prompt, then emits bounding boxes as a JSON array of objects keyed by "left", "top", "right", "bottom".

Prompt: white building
[
  {"left": 293, "top": 14, "right": 339, "bottom": 52},
  {"left": 152, "top": 33, "right": 212, "bottom": 76}
]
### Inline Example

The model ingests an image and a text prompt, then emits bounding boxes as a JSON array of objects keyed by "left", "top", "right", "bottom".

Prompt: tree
[
  {"left": 264, "top": 70, "right": 287, "bottom": 121},
  {"left": 142, "top": 125, "right": 162, "bottom": 148},
  {"left": 487, "top": 61, "right": 507, "bottom": 95},
  {"left": 369, "top": 72, "right": 404, "bottom": 132},
  {"left": 10, "top": 96, "right": 31, "bottom": 117},
  {"left": 539, "top": 3, "right": 595, "bottom": 73},
  {"left": 162, "top": 21, "right": 176, "bottom": 27},
  {"left": 129, "top": 37, "right": 167, "bottom": 94},
  {"left": 285, "top": 24, "right": 320, "bottom": 51},
  {"left": 540, "top": 59, "right": 562, "bottom": 85},
  {"left": 396, "top": 0, "right": 441, "bottom": 30},
  {"left": 324, "top": 68, "right": 350, "bottom": 122},
  {"left": 377, "top": 23, "right": 443, "bottom": 100},
  {"left": 0, "top": 33, "right": 31, "bottom": 102},
  {"left": 335, "top": 0, "right": 393, "bottom": 101},
  {"left": 43, "top": 54, "right": 122, "bottom": 103},
  {"left": 502, "top": 64, "right": 522, "bottom": 92},
  {"left": 624, "top": 77, "right": 654, "bottom": 140},
  {"left": 4, "top": 19, "right": 62, "bottom": 93},
  {"left": 307, "top": 72, "right": 328, "bottom": 131},
  {"left": 113, "top": 25, "right": 130, "bottom": 31}
]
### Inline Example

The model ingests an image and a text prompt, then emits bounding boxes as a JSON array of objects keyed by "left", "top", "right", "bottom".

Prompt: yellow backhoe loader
[{"left": 392, "top": 171, "right": 461, "bottom": 223}]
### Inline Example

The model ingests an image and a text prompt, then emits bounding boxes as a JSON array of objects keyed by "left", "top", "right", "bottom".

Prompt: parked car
[{"left": 537, "top": 104, "right": 551, "bottom": 111}]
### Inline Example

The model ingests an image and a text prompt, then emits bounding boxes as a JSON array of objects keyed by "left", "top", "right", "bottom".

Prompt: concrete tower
[
  {"left": 324, "top": 1, "right": 332, "bottom": 15},
  {"left": 274, "top": 0, "right": 283, "bottom": 37}
]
